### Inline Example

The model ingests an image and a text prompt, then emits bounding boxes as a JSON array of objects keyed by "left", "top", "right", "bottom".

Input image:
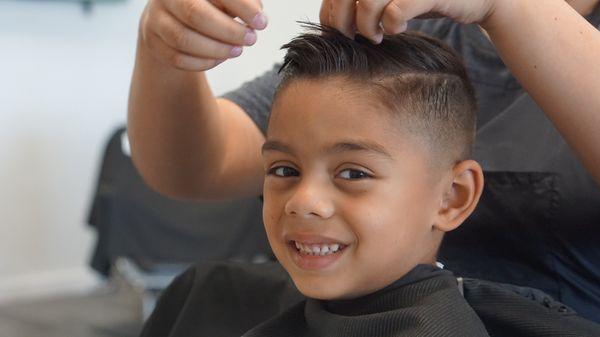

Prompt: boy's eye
[
  {"left": 268, "top": 166, "right": 299, "bottom": 177},
  {"left": 337, "top": 169, "right": 371, "bottom": 180}
]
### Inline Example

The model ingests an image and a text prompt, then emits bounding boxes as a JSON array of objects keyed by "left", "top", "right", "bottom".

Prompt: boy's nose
[{"left": 284, "top": 182, "right": 334, "bottom": 219}]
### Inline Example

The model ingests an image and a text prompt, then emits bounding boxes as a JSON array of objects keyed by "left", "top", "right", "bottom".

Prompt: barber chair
[{"left": 87, "top": 127, "right": 273, "bottom": 320}]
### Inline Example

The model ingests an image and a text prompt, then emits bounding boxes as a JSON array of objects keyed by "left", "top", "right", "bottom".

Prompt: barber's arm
[
  {"left": 484, "top": 0, "right": 600, "bottom": 184},
  {"left": 128, "top": 0, "right": 268, "bottom": 201},
  {"left": 321, "top": 0, "right": 600, "bottom": 183}
]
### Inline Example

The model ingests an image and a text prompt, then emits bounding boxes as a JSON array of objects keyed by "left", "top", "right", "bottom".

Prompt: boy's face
[{"left": 262, "top": 78, "right": 449, "bottom": 300}]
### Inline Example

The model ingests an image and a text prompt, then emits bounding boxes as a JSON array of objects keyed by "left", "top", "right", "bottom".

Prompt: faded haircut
[{"left": 275, "top": 23, "right": 477, "bottom": 167}]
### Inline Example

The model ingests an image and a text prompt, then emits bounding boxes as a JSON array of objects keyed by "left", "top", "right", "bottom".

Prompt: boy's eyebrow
[
  {"left": 327, "top": 140, "right": 392, "bottom": 159},
  {"left": 262, "top": 140, "right": 295, "bottom": 155},
  {"left": 262, "top": 139, "right": 392, "bottom": 159}
]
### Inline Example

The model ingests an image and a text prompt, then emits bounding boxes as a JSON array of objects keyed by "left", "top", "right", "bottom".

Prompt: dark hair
[{"left": 275, "top": 23, "right": 477, "bottom": 166}]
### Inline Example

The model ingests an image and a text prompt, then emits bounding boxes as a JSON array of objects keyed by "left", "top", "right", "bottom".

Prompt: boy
[
  {"left": 261, "top": 23, "right": 482, "bottom": 301},
  {"left": 251, "top": 25, "right": 486, "bottom": 336},
  {"left": 140, "top": 26, "right": 599, "bottom": 337}
]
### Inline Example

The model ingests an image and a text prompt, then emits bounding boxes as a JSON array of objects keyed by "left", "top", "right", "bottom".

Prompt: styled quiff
[{"left": 275, "top": 23, "right": 477, "bottom": 166}]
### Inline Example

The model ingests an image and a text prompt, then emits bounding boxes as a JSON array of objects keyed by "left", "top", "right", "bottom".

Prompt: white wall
[{"left": 0, "top": 0, "right": 320, "bottom": 302}]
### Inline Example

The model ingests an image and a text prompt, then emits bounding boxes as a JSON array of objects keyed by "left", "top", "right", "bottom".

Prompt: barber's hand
[
  {"left": 320, "top": 0, "right": 496, "bottom": 43},
  {"left": 140, "top": 0, "right": 268, "bottom": 71}
]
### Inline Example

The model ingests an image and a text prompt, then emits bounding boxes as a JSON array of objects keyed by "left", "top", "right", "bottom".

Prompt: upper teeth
[{"left": 294, "top": 241, "right": 342, "bottom": 256}]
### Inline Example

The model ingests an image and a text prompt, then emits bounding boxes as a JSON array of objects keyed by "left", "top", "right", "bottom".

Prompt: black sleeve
[
  {"left": 139, "top": 267, "right": 196, "bottom": 337},
  {"left": 221, "top": 64, "right": 282, "bottom": 135}
]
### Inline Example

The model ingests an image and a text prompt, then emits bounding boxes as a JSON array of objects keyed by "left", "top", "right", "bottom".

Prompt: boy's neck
[{"left": 323, "top": 263, "right": 448, "bottom": 315}]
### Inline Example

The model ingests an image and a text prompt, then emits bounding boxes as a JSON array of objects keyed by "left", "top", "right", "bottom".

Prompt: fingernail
[
  {"left": 244, "top": 30, "right": 257, "bottom": 46},
  {"left": 230, "top": 46, "right": 243, "bottom": 58},
  {"left": 251, "top": 12, "right": 268, "bottom": 30},
  {"left": 372, "top": 32, "right": 383, "bottom": 44}
]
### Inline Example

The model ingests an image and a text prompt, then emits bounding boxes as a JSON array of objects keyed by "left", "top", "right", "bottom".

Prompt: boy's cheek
[
  {"left": 264, "top": 177, "right": 294, "bottom": 192},
  {"left": 262, "top": 197, "right": 285, "bottom": 231}
]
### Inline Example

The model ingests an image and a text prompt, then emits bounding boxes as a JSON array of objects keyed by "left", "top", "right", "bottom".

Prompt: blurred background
[{"left": 0, "top": 0, "right": 320, "bottom": 336}]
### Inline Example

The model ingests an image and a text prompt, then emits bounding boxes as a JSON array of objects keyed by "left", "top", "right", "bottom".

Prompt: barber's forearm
[
  {"left": 483, "top": 0, "right": 600, "bottom": 182},
  {"left": 127, "top": 36, "right": 227, "bottom": 199}
]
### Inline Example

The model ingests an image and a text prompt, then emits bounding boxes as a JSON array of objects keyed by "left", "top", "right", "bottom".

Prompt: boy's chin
[
  {"left": 297, "top": 286, "right": 353, "bottom": 301},
  {"left": 292, "top": 276, "right": 370, "bottom": 301}
]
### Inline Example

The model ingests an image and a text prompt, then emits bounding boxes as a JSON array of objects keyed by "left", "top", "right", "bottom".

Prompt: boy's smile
[{"left": 262, "top": 78, "right": 452, "bottom": 300}]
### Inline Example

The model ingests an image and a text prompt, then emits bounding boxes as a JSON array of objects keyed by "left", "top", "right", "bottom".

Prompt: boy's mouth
[
  {"left": 290, "top": 241, "right": 348, "bottom": 256},
  {"left": 283, "top": 233, "right": 351, "bottom": 270},
  {"left": 286, "top": 239, "right": 349, "bottom": 271}
]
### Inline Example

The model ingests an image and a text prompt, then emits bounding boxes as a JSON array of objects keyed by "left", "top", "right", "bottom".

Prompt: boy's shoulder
[
  {"left": 463, "top": 278, "right": 600, "bottom": 336},
  {"left": 140, "top": 261, "right": 304, "bottom": 337}
]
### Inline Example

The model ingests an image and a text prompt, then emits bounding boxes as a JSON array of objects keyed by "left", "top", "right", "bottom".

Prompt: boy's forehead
[
  {"left": 267, "top": 79, "right": 426, "bottom": 160},
  {"left": 269, "top": 78, "right": 397, "bottom": 131}
]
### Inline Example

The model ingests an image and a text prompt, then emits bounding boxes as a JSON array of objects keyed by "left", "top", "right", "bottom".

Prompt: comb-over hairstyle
[{"left": 275, "top": 23, "right": 477, "bottom": 166}]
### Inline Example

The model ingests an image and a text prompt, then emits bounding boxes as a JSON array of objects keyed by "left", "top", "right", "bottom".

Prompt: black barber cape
[
  {"left": 241, "top": 264, "right": 488, "bottom": 337},
  {"left": 140, "top": 262, "right": 600, "bottom": 337}
]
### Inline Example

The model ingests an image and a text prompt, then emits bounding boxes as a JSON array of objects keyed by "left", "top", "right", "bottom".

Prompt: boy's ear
[{"left": 433, "top": 160, "right": 484, "bottom": 232}]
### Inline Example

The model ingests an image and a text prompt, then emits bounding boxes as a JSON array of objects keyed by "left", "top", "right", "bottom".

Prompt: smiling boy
[
  {"left": 260, "top": 25, "right": 483, "bottom": 303},
  {"left": 238, "top": 25, "right": 488, "bottom": 336}
]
